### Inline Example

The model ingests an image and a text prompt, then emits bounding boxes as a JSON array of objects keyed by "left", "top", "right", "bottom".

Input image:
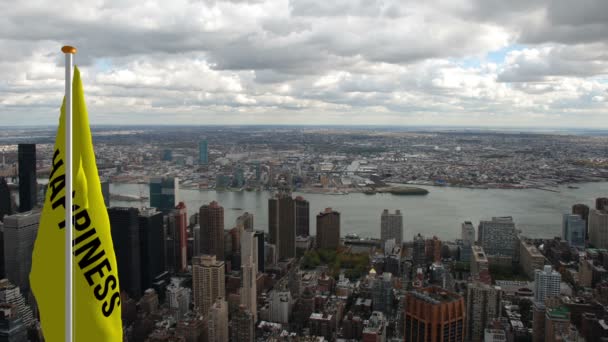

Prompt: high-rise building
[
  {"left": 478, "top": 217, "right": 517, "bottom": 258},
  {"left": 295, "top": 196, "right": 310, "bottom": 237},
  {"left": 0, "top": 304, "right": 27, "bottom": 342},
  {"left": 596, "top": 198, "right": 608, "bottom": 211},
  {"left": 254, "top": 231, "right": 265, "bottom": 273},
  {"left": 461, "top": 221, "right": 475, "bottom": 244},
  {"left": 269, "top": 290, "right": 292, "bottom": 324},
  {"left": 138, "top": 208, "right": 165, "bottom": 292},
  {"left": 149, "top": 177, "right": 178, "bottom": 212},
  {"left": 381, "top": 209, "right": 403, "bottom": 248},
  {"left": 470, "top": 245, "right": 490, "bottom": 284},
  {"left": 237, "top": 212, "right": 254, "bottom": 231},
  {"left": 572, "top": 204, "right": 590, "bottom": 236},
  {"left": 519, "top": 239, "right": 545, "bottom": 279},
  {"left": 3, "top": 210, "right": 40, "bottom": 294},
  {"left": 412, "top": 234, "right": 426, "bottom": 268},
  {"left": 17, "top": 144, "right": 36, "bottom": 213},
  {"left": 589, "top": 208, "right": 608, "bottom": 249},
  {"left": 171, "top": 202, "right": 188, "bottom": 272},
  {"left": 108, "top": 207, "right": 142, "bottom": 299},
  {"left": 562, "top": 214, "right": 586, "bottom": 248},
  {"left": 268, "top": 194, "right": 296, "bottom": 260},
  {"left": 0, "top": 279, "right": 34, "bottom": 327},
  {"left": 466, "top": 282, "right": 502, "bottom": 342},
  {"left": 192, "top": 255, "right": 225, "bottom": 315},
  {"left": 240, "top": 227, "right": 257, "bottom": 321},
  {"left": 362, "top": 311, "right": 387, "bottom": 342},
  {"left": 316, "top": 208, "right": 340, "bottom": 250},
  {"left": 309, "top": 312, "right": 335, "bottom": 340},
  {"left": 166, "top": 278, "right": 191, "bottom": 321},
  {"left": 372, "top": 272, "right": 393, "bottom": 315},
  {"left": 200, "top": 201, "right": 225, "bottom": 261},
  {"left": 208, "top": 298, "right": 228, "bottom": 342},
  {"left": 404, "top": 287, "right": 466, "bottom": 342},
  {"left": 425, "top": 236, "right": 442, "bottom": 264},
  {"left": 231, "top": 305, "right": 254, "bottom": 342},
  {"left": 199, "top": 140, "right": 208, "bottom": 165},
  {"left": 0, "top": 178, "right": 12, "bottom": 222},
  {"left": 534, "top": 265, "right": 561, "bottom": 305}
]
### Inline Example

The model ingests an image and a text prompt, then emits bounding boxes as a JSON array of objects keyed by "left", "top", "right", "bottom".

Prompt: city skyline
[{"left": 1, "top": 1, "right": 608, "bottom": 127}]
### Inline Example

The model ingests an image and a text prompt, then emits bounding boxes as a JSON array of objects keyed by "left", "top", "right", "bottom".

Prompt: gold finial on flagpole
[{"left": 61, "top": 46, "right": 77, "bottom": 54}]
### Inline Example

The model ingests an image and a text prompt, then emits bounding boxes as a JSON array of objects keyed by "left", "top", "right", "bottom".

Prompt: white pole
[{"left": 62, "top": 45, "right": 76, "bottom": 342}]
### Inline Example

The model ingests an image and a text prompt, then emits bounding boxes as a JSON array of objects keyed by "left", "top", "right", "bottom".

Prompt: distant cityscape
[{"left": 0, "top": 126, "right": 607, "bottom": 341}]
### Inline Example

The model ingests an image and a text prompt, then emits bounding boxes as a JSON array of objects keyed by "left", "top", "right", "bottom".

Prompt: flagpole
[{"left": 62, "top": 45, "right": 76, "bottom": 342}]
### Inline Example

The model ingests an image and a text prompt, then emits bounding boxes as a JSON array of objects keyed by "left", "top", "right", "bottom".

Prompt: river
[{"left": 110, "top": 182, "right": 608, "bottom": 241}]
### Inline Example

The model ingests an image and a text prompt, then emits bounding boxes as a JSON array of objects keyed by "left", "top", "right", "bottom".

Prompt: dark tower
[
  {"left": 138, "top": 208, "right": 165, "bottom": 293},
  {"left": 597, "top": 198, "right": 608, "bottom": 211},
  {"left": 268, "top": 193, "right": 296, "bottom": 260},
  {"left": 199, "top": 201, "right": 224, "bottom": 260},
  {"left": 573, "top": 204, "right": 590, "bottom": 239},
  {"left": 17, "top": 144, "right": 36, "bottom": 212},
  {"left": 0, "top": 177, "right": 12, "bottom": 222},
  {"left": 108, "top": 207, "right": 142, "bottom": 299},
  {"left": 254, "top": 231, "right": 265, "bottom": 273},
  {"left": 316, "top": 208, "right": 340, "bottom": 250},
  {"left": 295, "top": 196, "right": 310, "bottom": 237}
]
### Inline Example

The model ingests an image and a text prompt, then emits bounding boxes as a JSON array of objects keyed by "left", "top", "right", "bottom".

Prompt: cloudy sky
[{"left": 1, "top": 0, "right": 608, "bottom": 127}]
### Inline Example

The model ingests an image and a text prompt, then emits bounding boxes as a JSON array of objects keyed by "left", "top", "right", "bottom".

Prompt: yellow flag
[{"left": 30, "top": 67, "right": 123, "bottom": 341}]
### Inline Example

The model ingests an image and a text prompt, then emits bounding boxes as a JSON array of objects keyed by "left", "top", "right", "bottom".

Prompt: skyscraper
[
  {"left": 478, "top": 217, "right": 517, "bottom": 258},
  {"left": 381, "top": 209, "right": 403, "bottom": 247},
  {"left": 237, "top": 212, "right": 254, "bottom": 231},
  {"left": 231, "top": 305, "right": 254, "bottom": 342},
  {"left": 466, "top": 282, "right": 502, "bottom": 342},
  {"left": 254, "top": 231, "right": 265, "bottom": 273},
  {"left": 412, "top": 233, "right": 426, "bottom": 268},
  {"left": 534, "top": 265, "right": 561, "bottom": 304},
  {"left": 166, "top": 278, "right": 191, "bottom": 321},
  {"left": 138, "top": 208, "right": 165, "bottom": 292},
  {"left": 372, "top": 272, "right": 394, "bottom": 315},
  {"left": 0, "top": 279, "right": 34, "bottom": 327},
  {"left": 268, "top": 194, "right": 296, "bottom": 260},
  {"left": 3, "top": 210, "right": 40, "bottom": 294},
  {"left": 589, "top": 208, "right": 608, "bottom": 249},
  {"left": 108, "top": 207, "right": 142, "bottom": 299},
  {"left": 149, "top": 177, "right": 178, "bottom": 212},
  {"left": 562, "top": 213, "right": 586, "bottom": 248},
  {"left": 100, "top": 179, "right": 110, "bottom": 207},
  {"left": 17, "top": 144, "right": 36, "bottom": 213},
  {"left": 208, "top": 299, "right": 228, "bottom": 342},
  {"left": 461, "top": 221, "right": 475, "bottom": 244},
  {"left": 404, "top": 287, "right": 466, "bottom": 342},
  {"left": 240, "top": 226, "right": 257, "bottom": 321},
  {"left": 0, "top": 178, "right": 12, "bottom": 222},
  {"left": 295, "top": 196, "right": 310, "bottom": 237},
  {"left": 192, "top": 255, "right": 225, "bottom": 315},
  {"left": 199, "top": 140, "right": 208, "bottom": 165},
  {"left": 316, "top": 208, "right": 340, "bottom": 250},
  {"left": 171, "top": 202, "right": 188, "bottom": 272},
  {"left": 200, "top": 201, "right": 225, "bottom": 261},
  {"left": 572, "top": 204, "right": 590, "bottom": 236},
  {"left": 425, "top": 236, "right": 442, "bottom": 264},
  {"left": 470, "top": 245, "right": 490, "bottom": 284}
]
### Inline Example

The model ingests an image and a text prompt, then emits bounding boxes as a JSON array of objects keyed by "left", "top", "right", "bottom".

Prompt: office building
[
  {"left": 381, "top": 209, "right": 403, "bottom": 248},
  {"left": 166, "top": 278, "right": 191, "bottom": 321},
  {"left": 192, "top": 255, "right": 225, "bottom": 315},
  {"left": 404, "top": 287, "right": 465, "bottom": 342},
  {"left": 0, "top": 178, "right": 12, "bottom": 222},
  {"left": 100, "top": 179, "right": 110, "bottom": 207},
  {"left": 199, "top": 201, "right": 225, "bottom": 261},
  {"left": 0, "top": 304, "right": 27, "bottom": 342},
  {"left": 362, "top": 311, "right": 387, "bottom": 342},
  {"left": 572, "top": 204, "right": 590, "bottom": 236},
  {"left": 478, "top": 217, "right": 518, "bottom": 258},
  {"left": 269, "top": 290, "right": 292, "bottom": 324},
  {"left": 425, "top": 236, "right": 442, "bottom": 263},
  {"left": 254, "top": 231, "right": 265, "bottom": 273},
  {"left": 589, "top": 208, "right": 608, "bottom": 249},
  {"left": 372, "top": 272, "right": 394, "bottom": 315},
  {"left": 412, "top": 234, "right": 426, "bottom": 268},
  {"left": 466, "top": 282, "right": 502, "bottom": 342},
  {"left": 562, "top": 214, "right": 586, "bottom": 248},
  {"left": 295, "top": 196, "right": 310, "bottom": 237},
  {"left": 3, "top": 211, "right": 39, "bottom": 294},
  {"left": 461, "top": 221, "right": 475, "bottom": 259},
  {"left": 240, "top": 227, "right": 257, "bottom": 321},
  {"left": 17, "top": 144, "right": 36, "bottom": 213},
  {"left": 199, "top": 140, "right": 208, "bottom": 165},
  {"left": 170, "top": 202, "right": 188, "bottom": 272},
  {"left": 231, "top": 305, "right": 254, "bottom": 342},
  {"left": 149, "top": 177, "right": 178, "bottom": 212},
  {"left": 138, "top": 208, "right": 165, "bottom": 292},
  {"left": 237, "top": 212, "right": 254, "bottom": 231},
  {"left": 470, "top": 245, "right": 490, "bottom": 284},
  {"left": 0, "top": 279, "right": 33, "bottom": 327},
  {"left": 208, "top": 299, "right": 228, "bottom": 342},
  {"left": 268, "top": 194, "right": 295, "bottom": 260},
  {"left": 520, "top": 239, "right": 545, "bottom": 279},
  {"left": 108, "top": 207, "right": 142, "bottom": 299},
  {"left": 316, "top": 208, "right": 340, "bottom": 250},
  {"left": 534, "top": 265, "right": 561, "bottom": 305}
]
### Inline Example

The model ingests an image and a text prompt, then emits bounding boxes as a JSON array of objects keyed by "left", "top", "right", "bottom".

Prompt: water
[{"left": 110, "top": 182, "right": 608, "bottom": 241}]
